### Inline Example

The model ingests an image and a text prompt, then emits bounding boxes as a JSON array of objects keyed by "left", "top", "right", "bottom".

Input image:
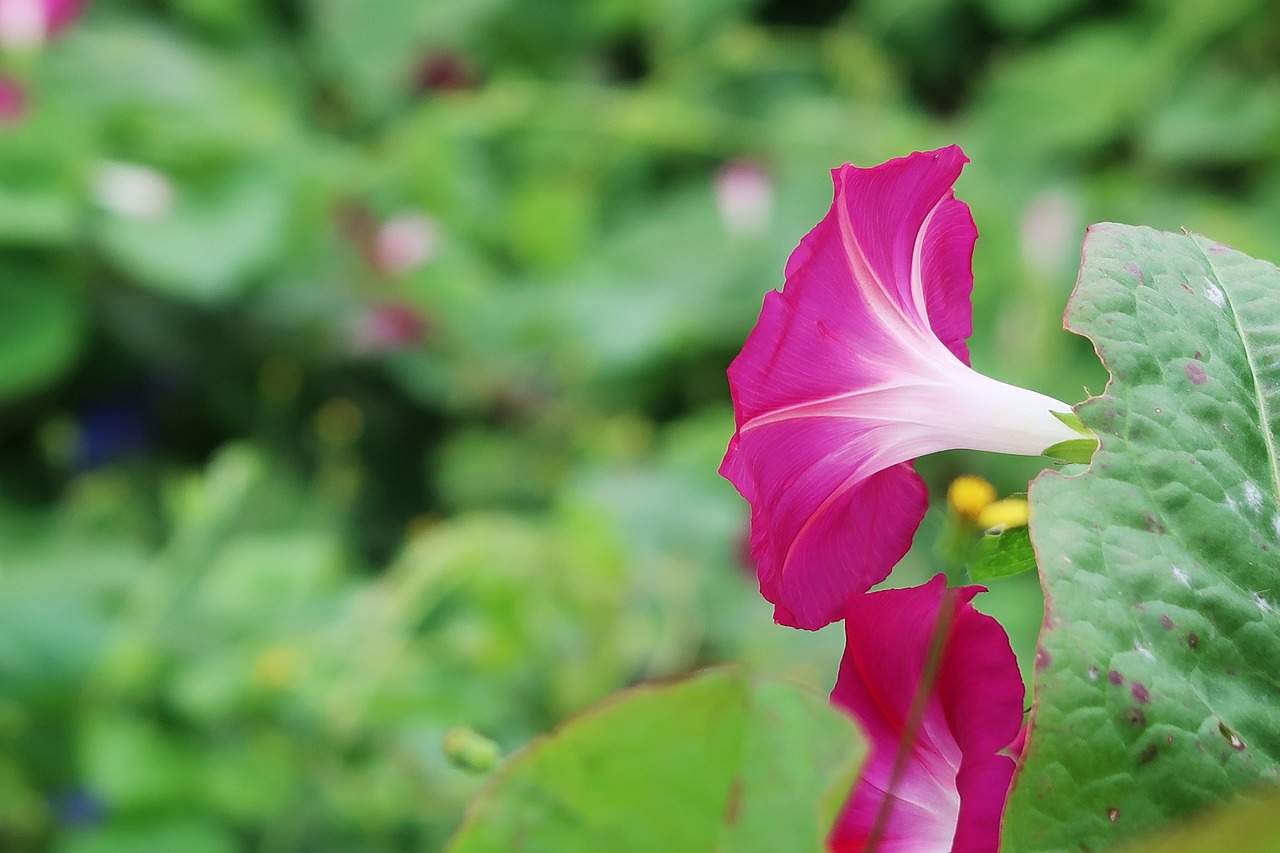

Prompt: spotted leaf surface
[{"left": 1005, "top": 224, "right": 1280, "bottom": 851}]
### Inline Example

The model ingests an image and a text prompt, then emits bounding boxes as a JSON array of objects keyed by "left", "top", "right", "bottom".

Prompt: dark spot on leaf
[
  {"left": 1187, "top": 632, "right": 1199, "bottom": 649},
  {"left": 1108, "top": 670, "right": 1124, "bottom": 685},
  {"left": 1143, "top": 513, "right": 1166, "bottom": 534},
  {"left": 1218, "top": 720, "right": 1246, "bottom": 751},
  {"left": 1088, "top": 665, "right": 1099, "bottom": 680},
  {"left": 1185, "top": 363, "right": 1208, "bottom": 385},
  {"left": 1160, "top": 615, "right": 1173, "bottom": 630},
  {"left": 1125, "top": 707, "right": 1147, "bottom": 726},
  {"left": 1139, "top": 744, "right": 1159, "bottom": 764},
  {"left": 1131, "top": 683, "right": 1150, "bottom": 704},
  {"left": 1108, "top": 807, "right": 1120, "bottom": 822},
  {"left": 1181, "top": 283, "right": 1194, "bottom": 293},
  {"left": 1035, "top": 646, "right": 1052, "bottom": 670},
  {"left": 1124, "top": 263, "right": 1144, "bottom": 282},
  {"left": 1194, "top": 350, "right": 1202, "bottom": 360}
]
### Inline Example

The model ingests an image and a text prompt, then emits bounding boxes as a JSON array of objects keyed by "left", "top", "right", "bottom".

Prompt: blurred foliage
[
  {"left": 0, "top": 0, "right": 1277, "bottom": 849},
  {"left": 447, "top": 668, "right": 864, "bottom": 853}
]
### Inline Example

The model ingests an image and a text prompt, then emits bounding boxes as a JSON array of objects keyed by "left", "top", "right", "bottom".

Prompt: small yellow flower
[
  {"left": 977, "top": 497, "right": 1030, "bottom": 531},
  {"left": 947, "top": 475, "right": 997, "bottom": 525}
]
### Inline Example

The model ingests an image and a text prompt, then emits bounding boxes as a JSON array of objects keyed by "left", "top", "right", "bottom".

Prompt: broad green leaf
[
  {"left": 1108, "top": 786, "right": 1280, "bottom": 852},
  {"left": 53, "top": 819, "right": 236, "bottom": 853},
  {"left": 0, "top": 265, "right": 84, "bottom": 399},
  {"left": 1005, "top": 224, "right": 1280, "bottom": 851},
  {"left": 94, "top": 169, "right": 288, "bottom": 303},
  {"left": 447, "top": 667, "right": 863, "bottom": 853},
  {"left": 969, "top": 524, "right": 1036, "bottom": 581}
]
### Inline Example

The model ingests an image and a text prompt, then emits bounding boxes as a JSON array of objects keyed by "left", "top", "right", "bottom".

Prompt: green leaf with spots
[
  {"left": 447, "top": 667, "right": 864, "bottom": 853},
  {"left": 1005, "top": 224, "right": 1280, "bottom": 851},
  {"left": 1108, "top": 786, "right": 1280, "bottom": 853}
]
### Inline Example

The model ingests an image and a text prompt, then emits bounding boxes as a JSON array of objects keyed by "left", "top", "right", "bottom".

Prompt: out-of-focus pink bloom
[
  {"left": 719, "top": 147, "right": 1076, "bottom": 629},
  {"left": 1019, "top": 190, "right": 1079, "bottom": 277},
  {"left": 91, "top": 161, "right": 174, "bottom": 221},
  {"left": 715, "top": 160, "right": 773, "bottom": 236},
  {"left": 0, "top": 0, "right": 83, "bottom": 49},
  {"left": 416, "top": 52, "right": 479, "bottom": 93},
  {"left": 374, "top": 212, "right": 440, "bottom": 277},
  {"left": 829, "top": 575, "right": 1024, "bottom": 853},
  {"left": 0, "top": 76, "right": 25, "bottom": 123},
  {"left": 349, "top": 302, "right": 429, "bottom": 353}
]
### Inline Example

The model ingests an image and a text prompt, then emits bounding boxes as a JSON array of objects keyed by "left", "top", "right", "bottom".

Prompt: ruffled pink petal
[
  {"left": 828, "top": 576, "right": 1024, "bottom": 853},
  {"left": 731, "top": 148, "right": 972, "bottom": 426},
  {"left": 825, "top": 146, "right": 974, "bottom": 363}
]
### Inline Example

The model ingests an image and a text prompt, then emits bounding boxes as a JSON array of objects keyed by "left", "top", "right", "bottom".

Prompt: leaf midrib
[{"left": 1191, "top": 236, "right": 1280, "bottom": 514}]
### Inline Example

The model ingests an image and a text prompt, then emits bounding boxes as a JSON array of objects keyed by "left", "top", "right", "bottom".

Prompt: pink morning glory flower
[
  {"left": 828, "top": 575, "right": 1024, "bottom": 853},
  {"left": 0, "top": 0, "right": 84, "bottom": 49},
  {"left": 719, "top": 146, "right": 1078, "bottom": 629}
]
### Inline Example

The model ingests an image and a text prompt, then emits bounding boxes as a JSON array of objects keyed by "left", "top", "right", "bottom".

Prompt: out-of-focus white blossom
[{"left": 91, "top": 161, "right": 175, "bottom": 221}]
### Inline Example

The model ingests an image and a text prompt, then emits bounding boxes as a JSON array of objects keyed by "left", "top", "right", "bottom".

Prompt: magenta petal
[
  {"left": 950, "top": 756, "right": 1016, "bottom": 853},
  {"left": 722, "top": 424, "right": 927, "bottom": 628},
  {"left": 828, "top": 576, "right": 1024, "bottom": 853},
  {"left": 825, "top": 146, "right": 975, "bottom": 364}
]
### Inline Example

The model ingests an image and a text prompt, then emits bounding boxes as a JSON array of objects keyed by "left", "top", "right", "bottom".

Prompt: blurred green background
[{"left": 0, "top": 0, "right": 1274, "bottom": 849}]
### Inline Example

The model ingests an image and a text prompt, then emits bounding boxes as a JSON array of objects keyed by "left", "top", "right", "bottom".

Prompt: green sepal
[
  {"left": 967, "top": 523, "right": 1036, "bottom": 581},
  {"left": 1051, "top": 409, "right": 1093, "bottom": 435},
  {"left": 1043, "top": 437, "right": 1099, "bottom": 464}
]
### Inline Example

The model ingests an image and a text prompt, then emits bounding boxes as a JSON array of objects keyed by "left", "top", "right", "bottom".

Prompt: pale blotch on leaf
[
  {"left": 1203, "top": 278, "right": 1226, "bottom": 308},
  {"left": 1244, "top": 481, "right": 1263, "bottom": 512}
]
